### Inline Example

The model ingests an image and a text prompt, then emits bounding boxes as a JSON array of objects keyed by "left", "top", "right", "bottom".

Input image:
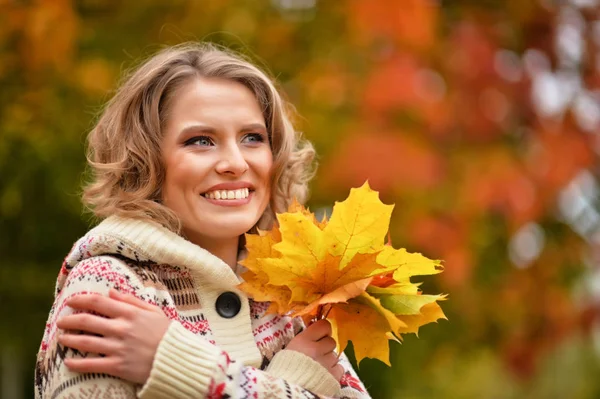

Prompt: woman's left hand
[{"left": 56, "top": 289, "right": 171, "bottom": 384}]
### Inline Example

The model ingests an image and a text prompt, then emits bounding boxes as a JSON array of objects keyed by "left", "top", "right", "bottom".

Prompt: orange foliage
[
  {"left": 408, "top": 215, "right": 473, "bottom": 288},
  {"left": 300, "top": 61, "right": 350, "bottom": 108},
  {"left": 457, "top": 149, "right": 541, "bottom": 228},
  {"left": 526, "top": 123, "right": 595, "bottom": 196},
  {"left": 320, "top": 131, "right": 444, "bottom": 195},
  {"left": 347, "top": 0, "right": 438, "bottom": 51},
  {"left": 361, "top": 54, "right": 424, "bottom": 118},
  {"left": 22, "top": 0, "right": 79, "bottom": 72}
]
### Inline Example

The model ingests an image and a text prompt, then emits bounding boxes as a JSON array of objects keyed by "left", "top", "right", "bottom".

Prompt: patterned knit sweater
[{"left": 35, "top": 216, "right": 371, "bottom": 399}]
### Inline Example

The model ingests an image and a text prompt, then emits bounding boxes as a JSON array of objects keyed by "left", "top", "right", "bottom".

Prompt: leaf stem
[
  {"left": 315, "top": 304, "right": 324, "bottom": 321},
  {"left": 322, "top": 303, "right": 333, "bottom": 319}
]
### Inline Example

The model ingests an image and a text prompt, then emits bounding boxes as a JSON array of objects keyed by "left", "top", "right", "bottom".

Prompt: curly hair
[{"left": 83, "top": 42, "right": 315, "bottom": 232}]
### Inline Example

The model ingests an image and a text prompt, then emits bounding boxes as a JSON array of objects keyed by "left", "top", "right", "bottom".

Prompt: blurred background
[{"left": 2, "top": 0, "right": 600, "bottom": 398}]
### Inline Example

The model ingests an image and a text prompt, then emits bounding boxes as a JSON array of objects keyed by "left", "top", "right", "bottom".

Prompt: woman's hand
[
  {"left": 56, "top": 289, "right": 171, "bottom": 385},
  {"left": 285, "top": 319, "right": 344, "bottom": 381}
]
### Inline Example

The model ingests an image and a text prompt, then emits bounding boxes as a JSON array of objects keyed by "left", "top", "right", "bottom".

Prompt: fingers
[
  {"left": 304, "top": 319, "right": 332, "bottom": 341},
  {"left": 319, "top": 352, "right": 344, "bottom": 382},
  {"left": 321, "top": 352, "right": 339, "bottom": 369},
  {"left": 58, "top": 333, "right": 119, "bottom": 356},
  {"left": 109, "top": 289, "right": 161, "bottom": 313},
  {"left": 331, "top": 363, "right": 344, "bottom": 381},
  {"left": 66, "top": 294, "right": 135, "bottom": 319},
  {"left": 63, "top": 356, "right": 122, "bottom": 375},
  {"left": 57, "top": 313, "right": 121, "bottom": 337},
  {"left": 314, "top": 336, "right": 336, "bottom": 355}
]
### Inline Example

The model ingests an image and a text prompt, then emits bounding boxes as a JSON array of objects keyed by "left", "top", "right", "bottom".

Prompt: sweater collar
[{"left": 86, "top": 216, "right": 240, "bottom": 285}]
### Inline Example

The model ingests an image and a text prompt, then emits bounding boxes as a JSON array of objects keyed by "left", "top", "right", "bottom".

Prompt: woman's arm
[
  {"left": 35, "top": 256, "right": 143, "bottom": 399},
  {"left": 138, "top": 320, "right": 338, "bottom": 398},
  {"left": 58, "top": 291, "right": 371, "bottom": 398}
]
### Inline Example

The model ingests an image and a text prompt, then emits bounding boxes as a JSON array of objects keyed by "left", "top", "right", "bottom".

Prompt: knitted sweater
[{"left": 35, "top": 216, "right": 371, "bottom": 399}]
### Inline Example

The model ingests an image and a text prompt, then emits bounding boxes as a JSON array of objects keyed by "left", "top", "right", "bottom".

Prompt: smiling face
[{"left": 161, "top": 77, "right": 273, "bottom": 247}]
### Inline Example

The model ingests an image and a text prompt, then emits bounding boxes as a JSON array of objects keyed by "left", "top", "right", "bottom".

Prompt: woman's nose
[{"left": 215, "top": 144, "right": 249, "bottom": 175}]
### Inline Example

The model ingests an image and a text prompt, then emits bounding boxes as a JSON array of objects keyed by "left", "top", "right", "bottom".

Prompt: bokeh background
[{"left": 2, "top": 0, "right": 600, "bottom": 398}]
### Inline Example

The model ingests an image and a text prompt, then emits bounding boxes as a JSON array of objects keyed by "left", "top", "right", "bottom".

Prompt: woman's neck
[{"left": 184, "top": 230, "right": 240, "bottom": 271}]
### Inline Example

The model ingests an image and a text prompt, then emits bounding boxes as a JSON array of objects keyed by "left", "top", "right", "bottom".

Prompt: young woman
[{"left": 35, "top": 43, "right": 370, "bottom": 398}]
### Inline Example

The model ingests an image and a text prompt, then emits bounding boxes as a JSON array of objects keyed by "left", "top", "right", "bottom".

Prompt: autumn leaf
[
  {"left": 288, "top": 198, "right": 328, "bottom": 229},
  {"left": 260, "top": 247, "right": 382, "bottom": 304},
  {"left": 294, "top": 277, "right": 373, "bottom": 318},
  {"left": 238, "top": 181, "right": 446, "bottom": 366},
  {"left": 237, "top": 272, "right": 291, "bottom": 314},
  {"left": 367, "top": 282, "right": 447, "bottom": 337},
  {"left": 324, "top": 182, "right": 394, "bottom": 268},
  {"left": 395, "top": 301, "right": 447, "bottom": 336},
  {"left": 243, "top": 226, "right": 282, "bottom": 273},
  {"left": 330, "top": 292, "right": 410, "bottom": 365},
  {"left": 379, "top": 293, "right": 444, "bottom": 315},
  {"left": 239, "top": 227, "right": 291, "bottom": 313},
  {"left": 330, "top": 300, "right": 393, "bottom": 366},
  {"left": 376, "top": 245, "right": 444, "bottom": 280}
]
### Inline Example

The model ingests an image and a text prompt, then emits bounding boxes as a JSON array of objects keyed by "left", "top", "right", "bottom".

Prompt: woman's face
[{"left": 161, "top": 77, "right": 273, "bottom": 245}]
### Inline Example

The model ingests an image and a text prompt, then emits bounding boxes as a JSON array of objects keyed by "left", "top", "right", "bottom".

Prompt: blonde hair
[{"left": 83, "top": 42, "right": 315, "bottom": 232}]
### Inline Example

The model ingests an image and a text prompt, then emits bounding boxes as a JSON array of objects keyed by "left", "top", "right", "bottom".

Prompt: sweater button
[{"left": 215, "top": 292, "right": 241, "bottom": 318}]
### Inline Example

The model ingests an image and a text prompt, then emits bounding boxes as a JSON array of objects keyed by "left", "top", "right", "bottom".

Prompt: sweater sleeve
[
  {"left": 139, "top": 321, "right": 373, "bottom": 399},
  {"left": 266, "top": 317, "right": 372, "bottom": 398},
  {"left": 138, "top": 322, "right": 339, "bottom": 399},
  {"left": 266, "top": 333, "right": 372, "bottom": 398},
  {"left": 35, "top": 256, "right": 140, "bottom": 399},
  {"left": 266, "top": 349, "right": 341, "bottom": 395}
]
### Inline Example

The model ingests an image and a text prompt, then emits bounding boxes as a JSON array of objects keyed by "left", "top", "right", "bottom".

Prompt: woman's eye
[
  {"left": 242, "top": 133, "right": 265, "bottom": 144},
  {"left": 186, "top": 136, "right": 214, "bottom": 147}
]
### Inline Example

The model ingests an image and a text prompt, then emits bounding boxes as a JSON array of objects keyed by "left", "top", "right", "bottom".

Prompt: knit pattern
[{"left": 35, "top": 216, "right": 370, "bottom": 399}]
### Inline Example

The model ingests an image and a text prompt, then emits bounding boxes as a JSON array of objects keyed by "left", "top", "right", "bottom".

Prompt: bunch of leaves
[{"left": 238, "top": 182, "right": 447, "bottom": 365}]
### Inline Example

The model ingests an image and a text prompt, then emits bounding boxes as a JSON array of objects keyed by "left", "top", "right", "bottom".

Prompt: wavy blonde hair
[{"left": 83, "top": 42, "right": 315, "bottom": 232}]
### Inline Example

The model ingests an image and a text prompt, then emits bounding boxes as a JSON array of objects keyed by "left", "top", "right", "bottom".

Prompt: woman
[{"left": 35, "top": 43, "right": 370, "bottom": 398}]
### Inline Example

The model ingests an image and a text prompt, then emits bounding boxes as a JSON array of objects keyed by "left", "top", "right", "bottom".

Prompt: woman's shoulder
[{"left": 65, "top": 216, "right": 161, "bottom": 267}]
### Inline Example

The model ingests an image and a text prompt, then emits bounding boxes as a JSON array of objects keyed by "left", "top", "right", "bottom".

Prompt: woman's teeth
[{"left": 204, "top": 188, "right": 250, "bottom": 200}]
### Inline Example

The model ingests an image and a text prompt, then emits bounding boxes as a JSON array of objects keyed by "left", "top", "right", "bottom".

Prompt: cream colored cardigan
[{"left": 35, "top": 216, "right": 370, "bottom": 398}]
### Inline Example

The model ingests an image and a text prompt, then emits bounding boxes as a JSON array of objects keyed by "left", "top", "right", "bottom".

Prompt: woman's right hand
[
  {"left": 285, "top": 319, "right": 344, "bottom": 381},
  {"left": 56, "top": 289, "right": 171, "bottom": 385}
]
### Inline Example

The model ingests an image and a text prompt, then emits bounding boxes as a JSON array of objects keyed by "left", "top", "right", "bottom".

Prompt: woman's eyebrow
[
  {"left": 240, "top": 123, "right": 267, "bottom": 132},
  {"left": 178, "top": 123, "right": 267, "bottom": 136},
  {"left": 180, "top": 124, "right": 216, "bottom": 135}
]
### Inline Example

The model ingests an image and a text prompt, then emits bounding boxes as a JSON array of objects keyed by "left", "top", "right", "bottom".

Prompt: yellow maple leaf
[
  {"left": 294, "top": 277, "right": 373, "bottom": 318},
  {"left": 395, "top": 301, "right": 447, "bottom": 336},
  {"left": 329, "top": 292, "right": 406, "bottom": 366},
  {"left": 375, "top": 245, "right": 444, "bottom": 279},
  {"left": 367, "top": 282, "right": 447, "bottom": 337},
  {"left": 240, "top": 227, "right": 291, "bottom": 313},
  {"left": 287, "top": 198, "right": 328, "bottom": 229},
  {"left": 237, "top": 181, "right": 447, "bottom": 366},
  {"left": 324, "top": 182, "right": 394, "bottom": 268},
  {"left": 261, "top": 248, "right": 382, "bottom": 305}
]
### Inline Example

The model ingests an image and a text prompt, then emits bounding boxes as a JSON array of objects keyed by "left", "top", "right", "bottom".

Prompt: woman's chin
[{"left": 185, "top": 220, "right": 259, "bottom": 241}]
